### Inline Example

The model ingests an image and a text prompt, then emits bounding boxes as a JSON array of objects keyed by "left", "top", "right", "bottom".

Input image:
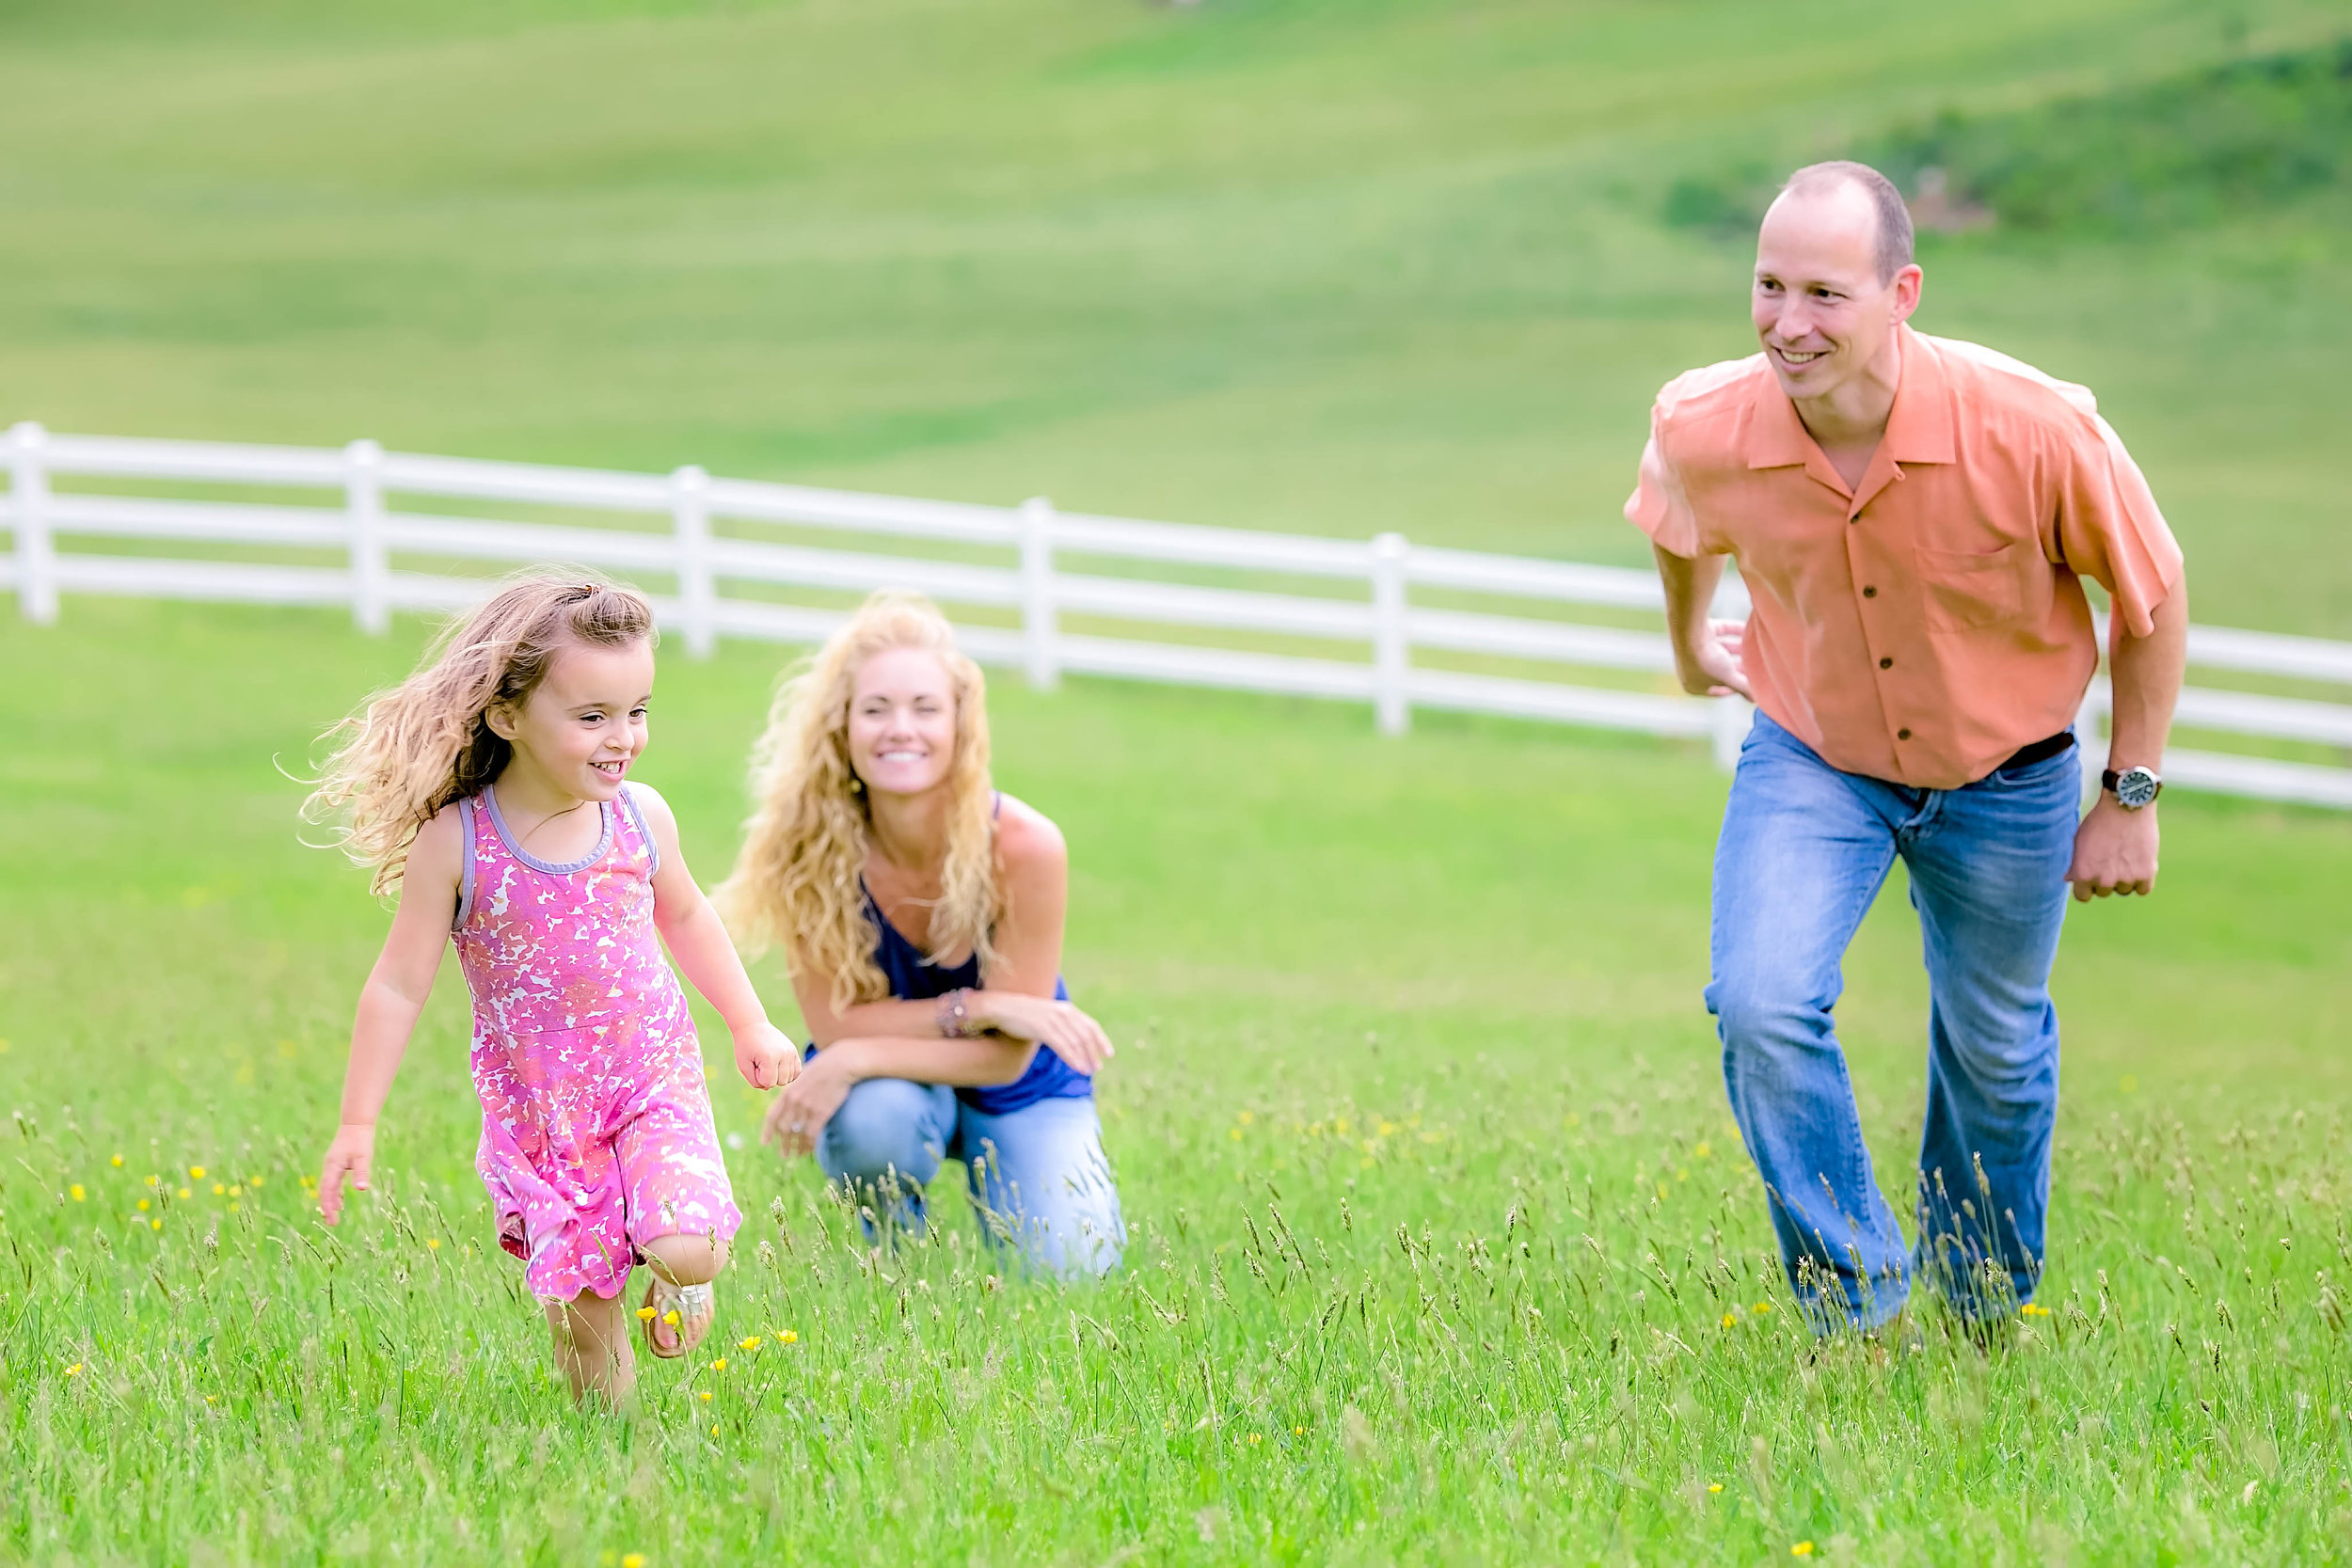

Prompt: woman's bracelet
[{"left": 935, "top": 989, "right": 978, "bottom": 1038}]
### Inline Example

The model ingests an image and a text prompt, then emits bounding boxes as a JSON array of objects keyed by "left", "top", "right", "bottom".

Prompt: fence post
[
  {"left": 343, "top": 438, "right": 389, "bottom": 635},
  {"left": 1019, "top": 496, "right": 1059, "bottom": 690},
  {"left": 671, "top": 464, "right": 715, "bottom": 659},
  {"left": 1371, "top": 531, "right": 1410, "bottom": 736},
  {"left": 8, "top": 421, "right": 56, "bottom": 626},
  {"left": 1708, "top": 695, "right": 1751, "bottom": 771}
]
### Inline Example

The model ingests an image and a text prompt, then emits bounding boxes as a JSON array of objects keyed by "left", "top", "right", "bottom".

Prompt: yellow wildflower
[
  {"left": 622, "top": 1557, "right": 645, "bottom": 1568},
  {"left": 1753, "top": 1301, "right": 1773, "bottom": 1315},
  {"left": 778, "top": 1330, "right": 799, "bottom": 1345},
  {"left": 137, "top": 1198, "right": 150, "bottom": 1212},
  {"left": 228, "top": 1202, "right": 240, "bottom": 1213},
  {"left": 711, "top": 1358, "right": 727, "bottom": 1371},
  {"left": 698, "top": 1390, "right": 712, "bottom": 1402},
  {"left": 228, "top": 1184, "right": 242, "bottom": 1196},
  {"left": 248, "top": 1174, "right": 264, "bottom": 1187},
  {"left": 637, "top": 1307, "right": 657, "bottom": 1322},
  {"left": 146, "top": 1175, "right": 158, "bottom": 1188},
  {"left": 178, "top": 1187, "right": 191, "bottom": 1200},
  {"left": 189, "top": 1166, "right": 205, "bottom": 1180},
  {"left": 66, "top": 1363, "right": 82, "bottom": 1377},
  {"left": 150, "top": 1219, "right": 162, "bottom": 1231},
  {"left": 1708, "top": 1483, "right": 1724, "bottom": 1494},
  {"left": 70, "top": 1185, "right": 85, "bottom": 1202},
  {"left": 426, "top": 1238, "right": 440, "bottom": 1251},
  {"left": 1695, "top": 1142, "right": 1712, "bottom": 1159},
  {"left": 1792, "top": 1544, "right": 1814, "bottom": 1559},
  {"left": 111, "top": 1155, "right": 123, "bottom": 1168},
  {"left": 663, "top": 1310, "right": 680, "bottom": 1328},
  {"left": 739, "top": 1337, "right": 762, "bottom": 1352},
  {"left": 1721, "top": 1312, "right": 1738, "bottom": 1328},
  {"left": 1237, "top": 1110, "right": 1255, "bottom": 1126},
  {"left": 212, "top": 1183, "right": 224, "bottom": 1196}
]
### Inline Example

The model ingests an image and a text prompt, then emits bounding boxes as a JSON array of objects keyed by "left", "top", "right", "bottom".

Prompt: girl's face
[
  {"left": 846, "top": 646, "right": 958, "bottom": 799},
  {"left": 490, "top": 639, "right": 656, "bottom": 802}
]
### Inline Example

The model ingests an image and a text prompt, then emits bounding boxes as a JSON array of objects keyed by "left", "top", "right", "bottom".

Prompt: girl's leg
[
  {"left": 953, "top": 1097, "right": 1125, "bottom": 1280},
  {"left": 545, "top": 1289, "right": 634, "bottom": 1408},
  {"left": 615, "top": 1078, "right": 743, "bottom": 1359},
  {"left": 638, "top": 1233, "right": 728, "bottom": 1356}
]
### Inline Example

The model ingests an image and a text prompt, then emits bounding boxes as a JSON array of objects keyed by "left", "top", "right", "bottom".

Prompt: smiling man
[{"left": 1628, "top": 161, "right": 2186, "bottom": 1337}]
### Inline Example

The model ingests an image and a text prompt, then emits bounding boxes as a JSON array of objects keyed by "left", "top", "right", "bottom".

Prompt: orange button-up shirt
[{"left": 1626, "top": 325, "right": 2183, "bottom": 789}]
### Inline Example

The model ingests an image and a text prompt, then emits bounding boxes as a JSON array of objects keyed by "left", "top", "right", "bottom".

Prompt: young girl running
[{"left": 306, "top": 574, "right": 798, "bottom": 1407}]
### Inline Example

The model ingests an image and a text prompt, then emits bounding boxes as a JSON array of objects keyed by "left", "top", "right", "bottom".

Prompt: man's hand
[
  {"left": 733, "top": 1021, "right": 802, "bottom": 1090},
  {"left": 1674, "top": 618, "right": 1752, "bottom": 700},
  {"left": 2067, "top": 796, "right": 2159, "bottom": 902},
  {"left": 762, "top": 1048, "right": 854, "bottom": 1158},
  {"left": 318, "top": 1123, "right": 375, "bottom": 1226}
]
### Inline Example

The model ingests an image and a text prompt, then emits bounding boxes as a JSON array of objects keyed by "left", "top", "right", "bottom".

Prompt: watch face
[{"left": 2115, "top": 767, "right": 2161, "bottom": 808}]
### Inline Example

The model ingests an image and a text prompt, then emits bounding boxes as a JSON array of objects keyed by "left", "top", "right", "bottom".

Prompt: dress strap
[
  {"left": 617, "top": 784, "right": 660, "bottom": 877},
  {"left": 453, "top": 795, "right": 480, "bottom": 932}
]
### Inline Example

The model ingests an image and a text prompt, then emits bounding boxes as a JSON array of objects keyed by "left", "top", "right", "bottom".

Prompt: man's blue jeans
[{"left": 1709, "top": 711, "right": 2078, "bottom": 1331}]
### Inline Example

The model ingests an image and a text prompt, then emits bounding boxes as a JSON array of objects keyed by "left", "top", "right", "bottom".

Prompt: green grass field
[
  {"left": 7, "top": 0, "right": 2352, "bottom": 1560},
  {"left": 3, "top": 602, "right": 2349, "bottom": 1563}
]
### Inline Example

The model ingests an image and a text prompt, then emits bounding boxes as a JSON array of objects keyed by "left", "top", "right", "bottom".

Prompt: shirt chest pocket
[{"left": 1916, "top": 539, "right": 2035, "bottom": 631}]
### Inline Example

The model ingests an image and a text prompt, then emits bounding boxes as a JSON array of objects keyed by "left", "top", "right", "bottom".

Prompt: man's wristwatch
[{"left": 2101, "top": 766, "right": 2163, "bottom": 810}]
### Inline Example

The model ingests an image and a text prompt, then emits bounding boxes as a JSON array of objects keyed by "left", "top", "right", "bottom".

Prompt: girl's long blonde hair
[
  {"left": 715, "top": 591, "right": 999, "bottom": 1012},
  {"left": 301, "top": 572, "right": 658, "bottom": 894}
]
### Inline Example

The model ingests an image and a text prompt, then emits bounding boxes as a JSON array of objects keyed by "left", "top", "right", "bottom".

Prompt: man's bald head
[{"left": 1774, "top": 161, "right": 1914, "bottom": 286}]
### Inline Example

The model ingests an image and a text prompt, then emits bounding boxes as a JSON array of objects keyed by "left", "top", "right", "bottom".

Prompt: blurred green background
[{"left": 2, "top": 0, "right": 2348, "bottom": 635}]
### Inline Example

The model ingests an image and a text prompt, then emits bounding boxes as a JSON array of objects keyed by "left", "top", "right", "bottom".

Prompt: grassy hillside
[{"left": 0, "top": 0, "right": 2347, "bottom": 635}]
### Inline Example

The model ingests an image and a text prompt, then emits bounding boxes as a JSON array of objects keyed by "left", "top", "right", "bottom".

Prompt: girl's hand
[
  {"left": 318, "top": 1123, "right": 376, "bottom": 1226},
  {"left": 761, "top": 1050, "right": 853, "bottom": 1158},
  {"left": 973, "top": 992, "right": 1116, "bottom": 1076},
  {"left": 734, "top": 1021, "right": 802, "bottom": 1090}
]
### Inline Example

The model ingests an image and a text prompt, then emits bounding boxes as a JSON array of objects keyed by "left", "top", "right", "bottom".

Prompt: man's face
[{"left": 1751, "top": 183, "right": 1920, "bottom": 402}]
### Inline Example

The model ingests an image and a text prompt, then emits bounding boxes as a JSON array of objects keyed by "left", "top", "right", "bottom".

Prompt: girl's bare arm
[
  {"left": 319, "top": 807, "right": 460, "bottom": 1224},
  {"left": 632, "top": 784, "right": 799, "bottom": 1089}
]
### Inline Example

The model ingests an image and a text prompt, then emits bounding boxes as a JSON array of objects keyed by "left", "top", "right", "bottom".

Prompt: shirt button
[
  {"left": 1879, "top": 657, "right": 1893, "bottom": 670},
  {"left": 1862, "top": 586, "right": 1878, "bottom": 598},
  {"left": 1898, "top": 728, "right": 1912, "bottom": 740}
]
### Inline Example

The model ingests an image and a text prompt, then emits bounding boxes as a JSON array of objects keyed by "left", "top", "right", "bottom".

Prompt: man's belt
[{"left": 1998, "top": 730, "right": 2075, "bottom": 772}]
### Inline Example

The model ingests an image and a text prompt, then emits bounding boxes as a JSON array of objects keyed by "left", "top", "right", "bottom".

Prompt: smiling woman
[{"left": 716, "top": 590, "right": 1124, "bottom": 1279}]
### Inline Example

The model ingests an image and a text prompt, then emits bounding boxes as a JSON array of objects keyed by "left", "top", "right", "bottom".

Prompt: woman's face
[{"left": 846, "top": 645, "right": 958, "bottom": 799}]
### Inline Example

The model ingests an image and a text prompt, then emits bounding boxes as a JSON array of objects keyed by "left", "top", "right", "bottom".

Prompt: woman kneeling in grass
[
  {"left": 718, "top": 590, "right": 1124, "bottom": 1278},
  {"left": 306, "top": 574, "right": 799, "bottom": 1407}
]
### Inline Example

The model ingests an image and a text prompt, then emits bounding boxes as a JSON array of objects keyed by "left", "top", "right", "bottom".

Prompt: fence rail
[{"left": 6, "top": 421, "right": 2349, "bottom": 810}]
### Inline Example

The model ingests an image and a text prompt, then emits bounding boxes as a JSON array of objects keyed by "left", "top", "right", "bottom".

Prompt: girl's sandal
[{"left": 636, "top": 1275, "right": 715, "bottom": 1360}]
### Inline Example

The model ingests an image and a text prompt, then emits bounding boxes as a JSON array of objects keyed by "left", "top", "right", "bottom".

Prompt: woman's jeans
[
  {"left": 1710, "top": 711, "right": 2078, "bottom": 1332},
  {"left": 818, "top": 1081, "right": 1124, "bottom": 1279}
]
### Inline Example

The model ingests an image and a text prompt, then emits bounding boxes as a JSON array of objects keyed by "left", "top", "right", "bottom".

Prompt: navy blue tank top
[{"left": 862, "top": 891, "right": 1092, "bottom": 1115}]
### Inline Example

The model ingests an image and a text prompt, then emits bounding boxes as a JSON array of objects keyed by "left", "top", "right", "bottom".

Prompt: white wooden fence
[{"left": 5, "top": 421, "right": 2349, "bottom": 810}]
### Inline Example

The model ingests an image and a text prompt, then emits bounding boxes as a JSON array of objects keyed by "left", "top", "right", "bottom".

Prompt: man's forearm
[
  {"left": 2106, "top": 581, "right": 2188, "bottom": 771},
  {"left": 1652, "top": 544, "right": 1724, "bottom": 651}
]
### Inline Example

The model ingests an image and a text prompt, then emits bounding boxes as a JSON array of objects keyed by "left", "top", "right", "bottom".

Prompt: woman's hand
[
  {"left": 733, "top": 1020, "right": 803, "bottom": 1090},
  {"left": 318, "top": 1123, "right": 376, "bottom": 1226},
  {"left": 972, "top": 992, "right": 1116, "bottom": 1076},
  {"left": 762, "top": 1049, "right": 856, "bottom": 1158}
]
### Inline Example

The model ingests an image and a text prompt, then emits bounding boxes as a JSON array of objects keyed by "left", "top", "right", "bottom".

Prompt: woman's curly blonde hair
[
  {"left": 715, "top": 590, "right": 999, "bottom": 1013},
  {"left": 300, "top": 571, "right": 657, "bottom": 894}
]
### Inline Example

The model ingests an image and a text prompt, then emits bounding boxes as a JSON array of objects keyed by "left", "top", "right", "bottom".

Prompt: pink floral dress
[{"left": 453, "top": 783, "right": 741, "bottom": 1303}]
